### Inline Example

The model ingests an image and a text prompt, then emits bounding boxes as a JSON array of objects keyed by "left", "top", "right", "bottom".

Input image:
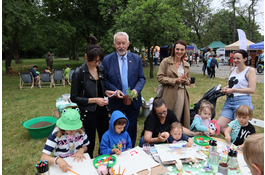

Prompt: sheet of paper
[
  {"left": 237, "top": 154, "right": 252, "bottom": 175},
  {"left": 111, "top": 146, "right": 159, "bottom": 175},
  {"left": 50, "top": 153, "right": 98, "bottom": 175},
  {"left": 155, "top": 143, "right": 206, "bottom": 164}
]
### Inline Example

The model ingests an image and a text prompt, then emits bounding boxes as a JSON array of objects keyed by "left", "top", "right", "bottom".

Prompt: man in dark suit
[{"left": 102, "top": 32, "right": 146, "bottom": 146}]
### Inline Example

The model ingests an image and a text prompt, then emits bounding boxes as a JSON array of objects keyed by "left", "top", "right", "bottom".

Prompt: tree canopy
[{"left": 2, "top": 0, "right": 264, "bottom": 76}]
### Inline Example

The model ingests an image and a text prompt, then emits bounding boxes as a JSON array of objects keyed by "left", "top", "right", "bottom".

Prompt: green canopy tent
[{"left": 208, "top": 41, "right": 226, "bottom": 49}]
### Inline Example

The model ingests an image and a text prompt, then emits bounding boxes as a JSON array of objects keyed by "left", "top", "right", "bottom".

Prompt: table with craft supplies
[
  {"left": 45, "top": 137, "right": 251, "bottom": 175},
  {"left": 56, "top": 95, "right": 78, "bottom": 113},
  {"left": 148, "top": 136, "right": 251, "bottom": 175},
  {"left": 49, "top": 147, "right": 168, "bottom": 175}
]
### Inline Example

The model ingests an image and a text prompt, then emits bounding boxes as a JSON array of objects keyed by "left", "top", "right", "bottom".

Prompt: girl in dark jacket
[{"left": 71, "top": 36, "right": 115, "bottom": 158}]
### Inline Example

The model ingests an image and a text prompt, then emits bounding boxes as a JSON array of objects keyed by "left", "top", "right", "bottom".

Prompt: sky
[{"left": 211, "top": 0, "right": 264, "bottom": 36}]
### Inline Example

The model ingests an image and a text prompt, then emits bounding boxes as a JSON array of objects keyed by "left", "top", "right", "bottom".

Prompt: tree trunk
[
  {"left": 148, "top": 42, "right": 154, "bottom": 79},
  {"left": 13, "top": 40, "right": 19, "bottom": 63},
  {"left": 5, "top": 31, "right": 18, "bottom": 73},
  {"left": 232, "top": 0, "right": 236, "bottom": 42}
]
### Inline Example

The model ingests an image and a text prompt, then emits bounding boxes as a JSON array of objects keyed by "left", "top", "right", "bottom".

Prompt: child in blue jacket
[
  {"left": 207, "top": 56, "right": 212, "bottom": 77},
  {"left": 100, "top": 110, "right": 132, "bottom": 155}
]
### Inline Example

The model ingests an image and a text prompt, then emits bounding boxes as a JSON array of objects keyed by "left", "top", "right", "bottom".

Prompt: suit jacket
[{"left": 102, "top": 51, "right": 146, "bottom": 110}]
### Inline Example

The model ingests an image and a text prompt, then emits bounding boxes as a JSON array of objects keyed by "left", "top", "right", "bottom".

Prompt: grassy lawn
[{"left": 2, "top": 58, "right": 264, "bottom": 174}]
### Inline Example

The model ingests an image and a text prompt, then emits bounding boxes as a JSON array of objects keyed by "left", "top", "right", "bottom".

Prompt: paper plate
[
  {"left": 194, "top": 136, "right": 213, "bottom": 146},
  {"left": 93, "top": 154, "right": 116, "bottom": 169}
]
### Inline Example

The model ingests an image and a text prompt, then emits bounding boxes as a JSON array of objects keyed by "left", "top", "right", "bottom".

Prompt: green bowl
[
  {"left": 194, "top": 136, "right": 213, "bottom": 146},
  {"left": 21, "top": 116, "right": 57, "bottom": 139},
  {"left": 93, "top": 154, "right": 117, "bottom": 169}
]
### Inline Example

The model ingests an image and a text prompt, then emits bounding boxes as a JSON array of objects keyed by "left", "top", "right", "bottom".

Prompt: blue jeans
[{"left": 220, "top": 95, "right": 253, "bottom": 120}]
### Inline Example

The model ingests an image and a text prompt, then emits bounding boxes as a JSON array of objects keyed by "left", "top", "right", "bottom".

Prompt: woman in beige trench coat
[{"left": 157, "top": 40, "right": 191, "bottom": 128}]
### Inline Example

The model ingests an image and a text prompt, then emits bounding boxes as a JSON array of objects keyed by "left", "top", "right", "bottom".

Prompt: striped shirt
[{"left": 42, "top": 127, "right": 90, "bottom": 158}]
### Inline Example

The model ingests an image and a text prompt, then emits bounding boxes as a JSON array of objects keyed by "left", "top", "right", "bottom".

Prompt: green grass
[{"left": 2, "top": 58, "right": 264, "bottom": 174}]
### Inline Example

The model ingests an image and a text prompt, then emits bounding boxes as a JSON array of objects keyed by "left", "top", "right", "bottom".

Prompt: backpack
[{"left": 203, "top": 54, "right": 208, "bottom": 63}]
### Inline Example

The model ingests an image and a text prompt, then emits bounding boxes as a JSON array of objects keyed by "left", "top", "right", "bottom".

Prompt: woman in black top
[
  {"left": 71, "top": 36, "right": 115, "bottom": 158},
  {"left": 139, "top": 97, "right": 201, "bottom": 147}
]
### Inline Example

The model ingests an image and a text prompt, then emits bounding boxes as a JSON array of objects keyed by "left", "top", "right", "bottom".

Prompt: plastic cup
[
  {"left": 218, "top": 162, "right": 228, "bottom": 175},
  {"left": 143, "top": 143, "right": 150, "bottom": 154},
  {"left": 209, "top": 151, "right": 219, "bottom": 165}
]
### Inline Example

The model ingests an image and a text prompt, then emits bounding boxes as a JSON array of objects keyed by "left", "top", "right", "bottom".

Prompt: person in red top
[{"left": 230, "top": 51, "right": 234, "bottom": 69}]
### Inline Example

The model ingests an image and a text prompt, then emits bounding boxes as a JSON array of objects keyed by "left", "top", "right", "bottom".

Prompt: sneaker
[{"left": 35, "top": 84, "right": 39, "bottom": 87}]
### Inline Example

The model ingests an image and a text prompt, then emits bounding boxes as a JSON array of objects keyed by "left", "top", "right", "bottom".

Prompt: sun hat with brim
[{"left": 56, "top": 108, "right": 82, "bottom": 130}]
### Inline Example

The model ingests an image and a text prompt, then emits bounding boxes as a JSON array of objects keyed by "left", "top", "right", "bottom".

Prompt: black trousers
[
  {"left": 210, "top": 66, "right": 215, "bottom": 78},
  {"left": 80, "top": 106, "right": 109, "bottom": 158},
  {"left": 207, "top": 67, "right": 211, "bottom": 76}
]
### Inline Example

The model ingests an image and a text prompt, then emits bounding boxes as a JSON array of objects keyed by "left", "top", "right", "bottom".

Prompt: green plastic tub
[{"left": 21, "top": 116, "right": 57, "bottom": 139}]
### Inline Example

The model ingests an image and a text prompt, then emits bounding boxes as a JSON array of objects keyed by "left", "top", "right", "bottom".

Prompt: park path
[{"left": 189, "top": 63, "right": 264, "bottom": 83}]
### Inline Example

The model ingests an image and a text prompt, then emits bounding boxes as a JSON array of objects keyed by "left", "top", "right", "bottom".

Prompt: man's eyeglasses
[
  {"left": 156, "top": 110, "right": 167, "bottom": 116},
  {"left": 115, "top": 42, "right": 127, "bottom": 46}
]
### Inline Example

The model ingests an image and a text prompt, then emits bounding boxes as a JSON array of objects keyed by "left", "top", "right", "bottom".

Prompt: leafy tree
[
  {"left": 182, "top": 0, "right": 212, "bottom": 46},
  {"left": 111, "top": 0, "right": 189, "bottom": 78},
  {"left": 236, "top": 0, "right": 262, "bottom": 41},
  {"left": 3, "top": 0, "right": 38, "bottom": 73}
]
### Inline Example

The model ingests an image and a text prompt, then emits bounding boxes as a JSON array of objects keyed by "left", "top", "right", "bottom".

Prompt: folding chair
[
  {"left": 19, "top": 72, "right": 34, "bottom": 89},
  {"left": 39, "top": 72, "right": 54, "bottom": 88},
  {"left": 249, "top": 118, "right": 264, "bottom": 128},
  {"left": 53, "top": 69, "right": 65, "bottom": 87},
  {"left": 67, "top": 69, "right": 75, "bottom": 85}
]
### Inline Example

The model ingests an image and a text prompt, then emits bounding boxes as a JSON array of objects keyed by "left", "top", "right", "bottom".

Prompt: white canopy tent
[{"left": 224, "top": 39, "right": 255, "bottom": 50}]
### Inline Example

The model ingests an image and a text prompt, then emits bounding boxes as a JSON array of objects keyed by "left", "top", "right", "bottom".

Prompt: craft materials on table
[
  {"left": 36, "top": 160, "right": 49, "bottom": 174},
  {"left": 157, "top": 138, "right": 243, "bottom": 175},
  {"left": 56, "top": 96, "right": 78, "bottom": 113},
  {"left": 111, "top": 146, "right": 165, "bottom": 175},
  {"left": 155, "top": 142, "right": 206, "bottom": 164},
  {"left": 193, "top": 136, "right": 213, "bottom": 146},
  {"left": 50, "top": 153, "right": 98, "bottom": 175},
  {"left": 93, "top": 154, "right": 117, "bottom": 169}
]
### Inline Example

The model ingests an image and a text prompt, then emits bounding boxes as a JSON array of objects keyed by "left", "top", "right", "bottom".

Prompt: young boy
[
  {"left": 243, "top": 133, "right": 264, "bottom": 175},
  {"left": 210, "top": 54, "right": 219, "bottom": 78},
  {"left": 206, "top": 55, "right": 212, "bottom": 78},
  {"left": 168, "top": 122, "right": 193, "bottom": 147},
  {"left": 100, "top": 110, "right": 132, "bottom": 155}
]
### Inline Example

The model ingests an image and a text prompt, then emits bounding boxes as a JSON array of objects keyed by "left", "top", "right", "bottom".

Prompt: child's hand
[
  {"left": 209, "top": 129, "right": 215, "bottom": 135},
  {"left": 186, "top": 142, "right": 192, "bottom": 147},
  {"left": 57, "top": 158, "right": 72, "bottom": 172},
  {"left": 112, "top": 148, "right": 122, "bottom": 155},
  {"left": 71, "top": 148, "right": 86, "bottom": 162},
  {"left": 225, "top": 135, "right": 231, "bottom": 143},
  {"left": 186, "top": 138, "right": 193, "bottom": 147}
]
